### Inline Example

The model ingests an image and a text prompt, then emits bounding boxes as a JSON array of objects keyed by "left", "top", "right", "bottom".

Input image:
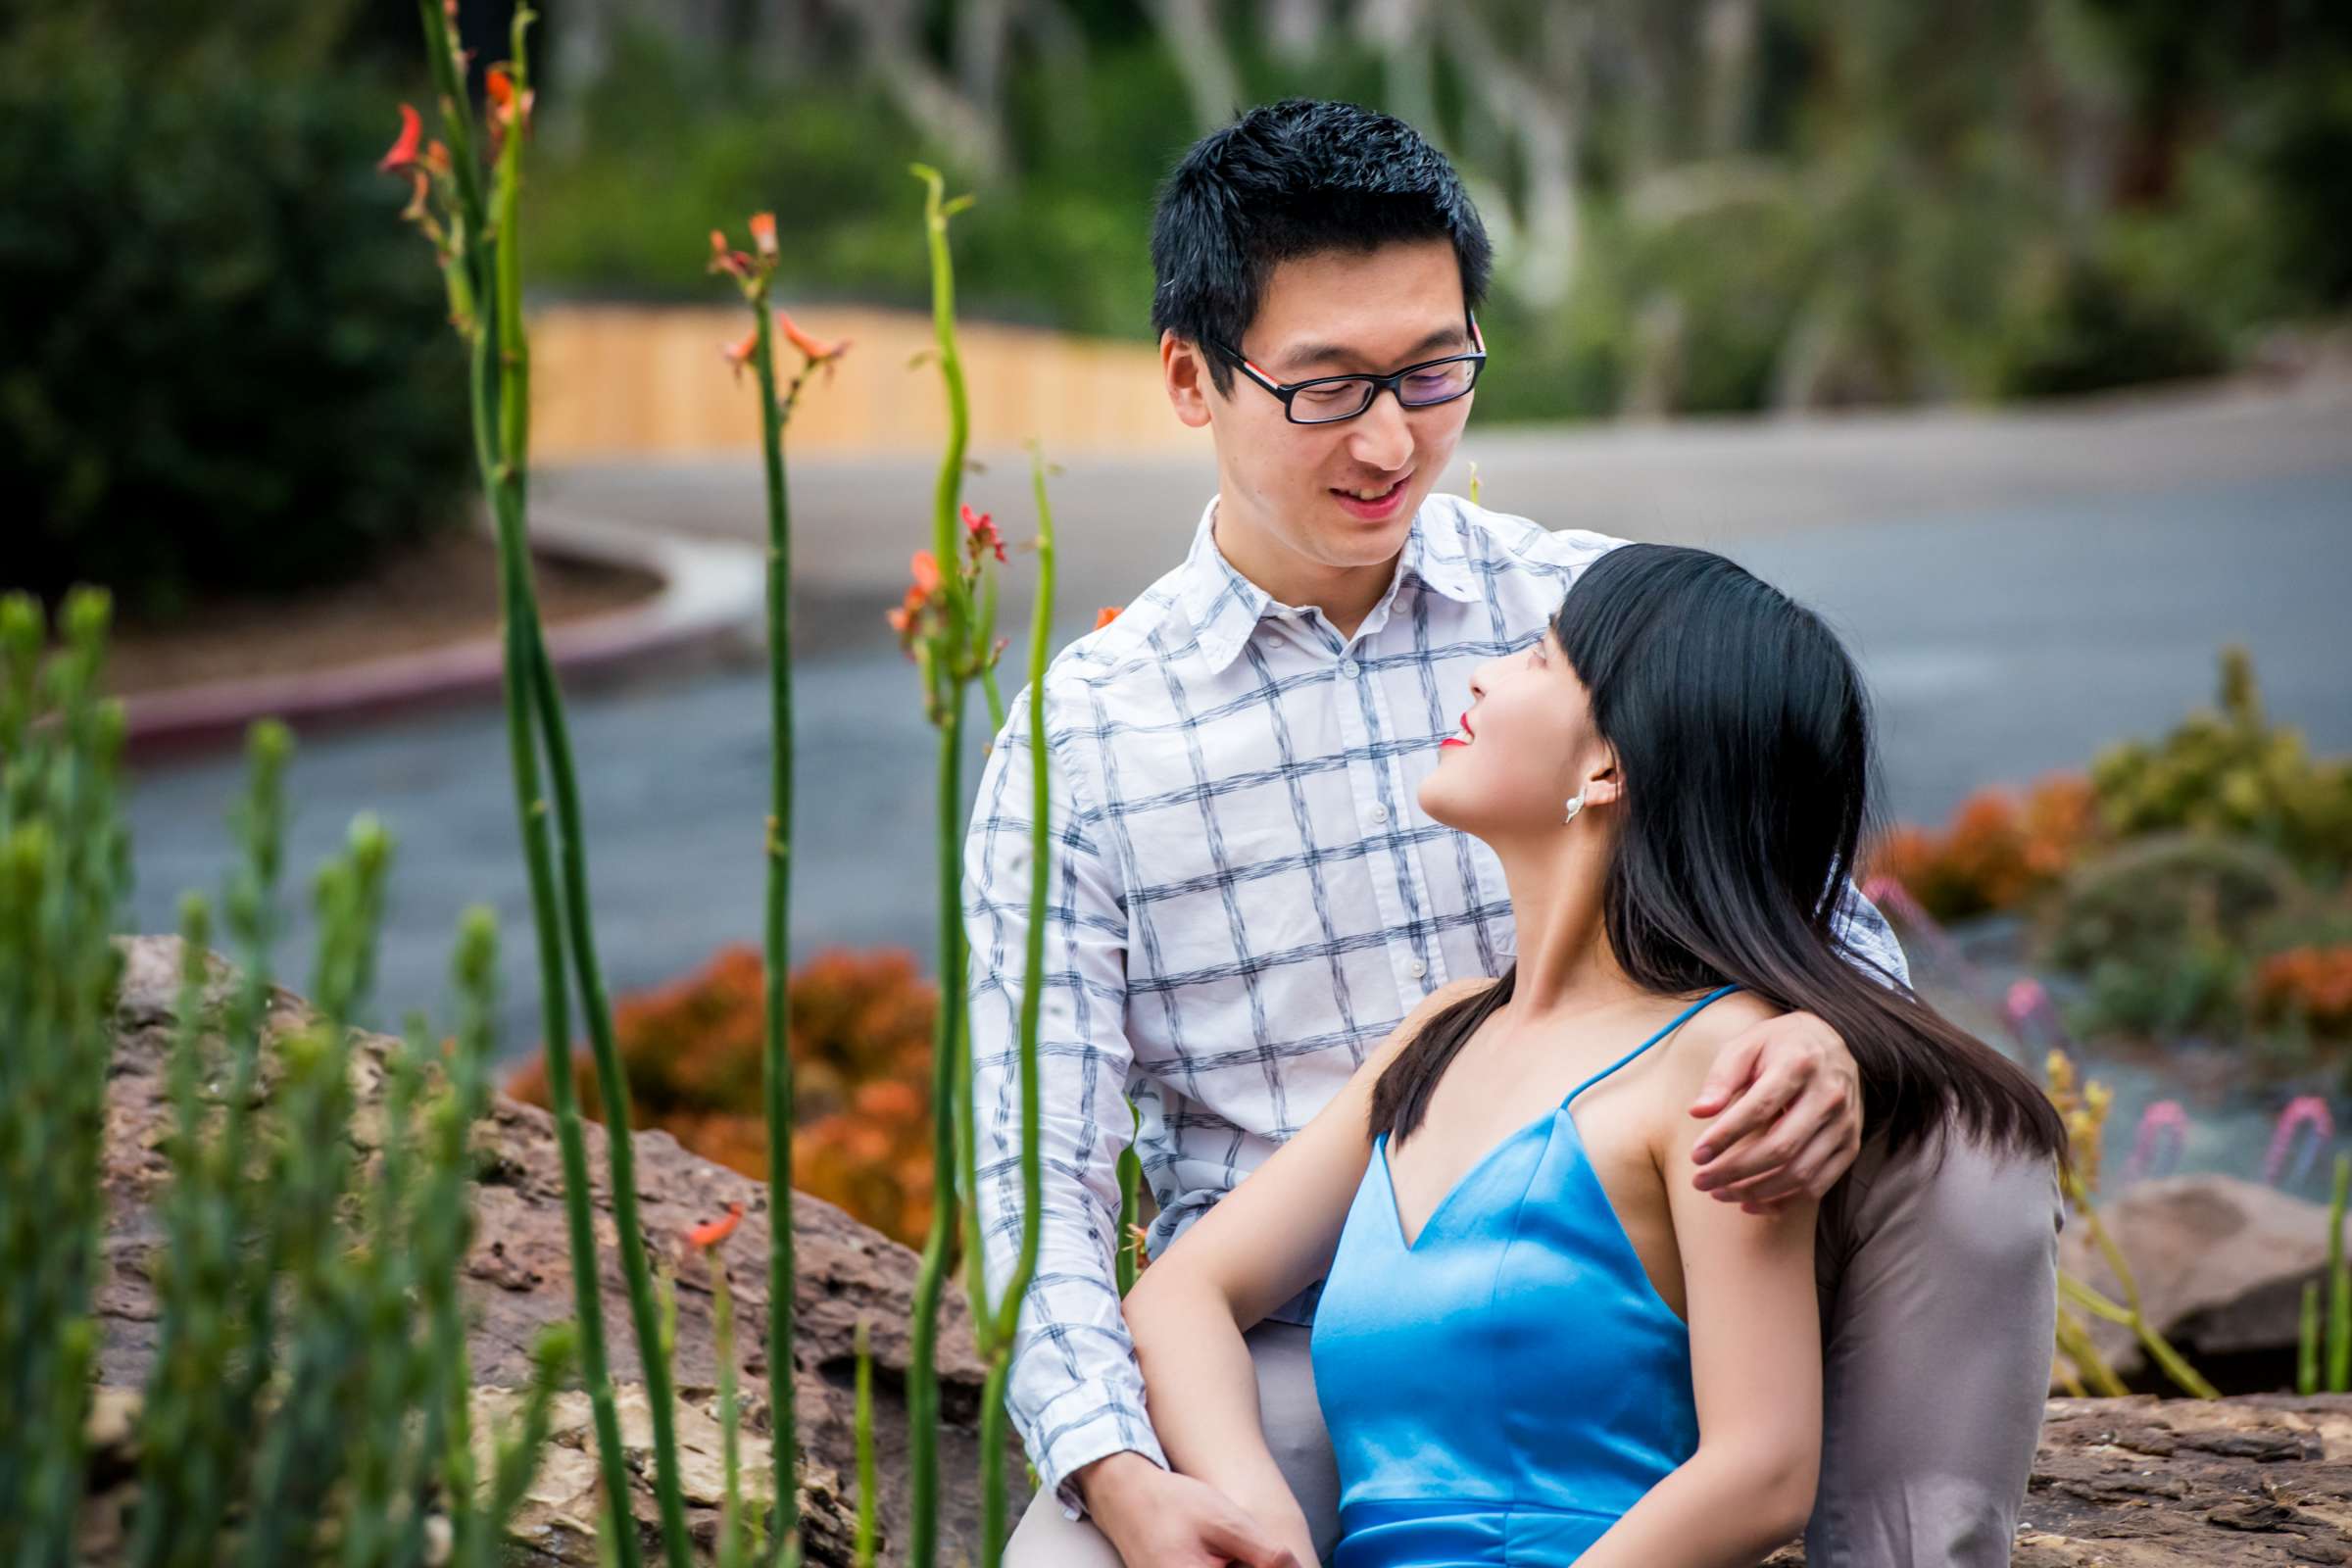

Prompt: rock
[
  {"left": 1756, "top": 1395, "right": 2352, "bottom": 1564},
  {"left": 2057, "top": 1175, "right": 2349, "bottom": 1391},
  {"left": 91, "top": 937, "right": 1021, "bottom": 1565}
]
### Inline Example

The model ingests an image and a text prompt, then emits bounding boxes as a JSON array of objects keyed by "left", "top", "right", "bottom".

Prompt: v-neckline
[
  {"left": 1375, "top": 985, "right": 1744, "bottom": 1256},
  {"left": 1379, "top": 1105, "right": 1562, "bottom": 1253}
]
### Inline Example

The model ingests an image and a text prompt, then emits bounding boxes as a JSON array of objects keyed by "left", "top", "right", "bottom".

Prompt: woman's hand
[{"left": 1684, "top": 1009, "right": 1861, "bottom": 1211}]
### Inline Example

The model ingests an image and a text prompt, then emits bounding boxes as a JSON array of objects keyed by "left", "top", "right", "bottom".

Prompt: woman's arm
[
  {"left": 1576, "top": 1005, "right": 1825, "bottom": 1568},
  {"left": 1120, "top": 978, "right": 1497, "bottom": 1543}
]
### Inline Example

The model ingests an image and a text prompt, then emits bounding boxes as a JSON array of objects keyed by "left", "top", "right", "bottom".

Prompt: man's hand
[
  {"left": 1686, "top": 1009, "right": 1862, "bottom": 1212},
  {"left": 1078, "top": 1452, "right": 1308, "bottom": 1568}
]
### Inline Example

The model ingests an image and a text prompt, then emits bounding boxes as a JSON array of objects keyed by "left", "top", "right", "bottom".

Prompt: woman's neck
[{"left": 1495, "top": 836, "right": 1651, "bottom": 1023}]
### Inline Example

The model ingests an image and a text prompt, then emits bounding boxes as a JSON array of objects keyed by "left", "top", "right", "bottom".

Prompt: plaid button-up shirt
[{"left": 960, "top": 491, "right": 1909, "bottom": 1519}]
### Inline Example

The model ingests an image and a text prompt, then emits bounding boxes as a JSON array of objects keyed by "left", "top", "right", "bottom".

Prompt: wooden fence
[{"left": 528, "top": 304, "right": 1204, "bottom": 461}]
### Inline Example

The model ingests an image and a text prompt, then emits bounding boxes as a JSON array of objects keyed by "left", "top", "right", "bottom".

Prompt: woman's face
[{"left": 1418, "top": 620, "right": 1617, "bottom": 843}]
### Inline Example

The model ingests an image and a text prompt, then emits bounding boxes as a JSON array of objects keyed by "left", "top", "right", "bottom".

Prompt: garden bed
[{"left": 98, "top": 526, "right": 662, "bottom": 699}]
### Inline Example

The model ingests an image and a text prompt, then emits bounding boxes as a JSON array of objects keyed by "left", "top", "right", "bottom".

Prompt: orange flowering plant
[
  {"left": 882, "top": 165, "right": 1060, "bottom": 1568},
  {"left": 507, "top": 945, "right": 941, "bottom": 1246},
  {"left": 380, "top": 6, "right": 702, "bottom": 1562},
  {"left": 680, "top": 1201, "right": 753, "bottom": 1568},
  {"left": 1865, "top": 774, "right": 2103, "bottom": 923},
  {"left": 709, "top": 204, "right": 851, "bottom": 1566}
]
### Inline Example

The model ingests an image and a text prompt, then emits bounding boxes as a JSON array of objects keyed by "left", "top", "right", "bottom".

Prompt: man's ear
[{"left": 1162, "top": 330, "right": 1214, "bottom": 429}]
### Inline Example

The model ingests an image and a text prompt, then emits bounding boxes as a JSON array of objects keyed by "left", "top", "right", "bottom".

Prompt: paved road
[{"left": 123, "top": 383, "right": 2352, "bottom": 1068}]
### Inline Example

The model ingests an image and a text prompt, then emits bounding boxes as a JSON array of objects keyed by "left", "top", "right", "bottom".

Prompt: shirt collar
[{"left": 1176, "top": 492, "right": 1485, "bottom": 675}]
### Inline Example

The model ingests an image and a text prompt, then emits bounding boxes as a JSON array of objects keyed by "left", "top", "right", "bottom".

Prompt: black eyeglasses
[{"left": 1209, "top": 318, "right": 1488, "bottom": 425}]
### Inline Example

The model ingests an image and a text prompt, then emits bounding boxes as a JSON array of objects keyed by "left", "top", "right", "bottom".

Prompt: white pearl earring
[{"left": 1563, "top": 788, "right": 1588, "bottom": 825}]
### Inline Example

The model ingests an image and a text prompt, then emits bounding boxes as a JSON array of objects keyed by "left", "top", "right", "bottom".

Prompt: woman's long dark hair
[{"left": 1370, "top": 543, "right": 2066, "bottom": 1179}]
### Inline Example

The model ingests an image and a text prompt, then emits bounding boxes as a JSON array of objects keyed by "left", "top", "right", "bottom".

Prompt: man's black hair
[{"left": 1150, "top": 98, "right": 1493, "bottom": 395}]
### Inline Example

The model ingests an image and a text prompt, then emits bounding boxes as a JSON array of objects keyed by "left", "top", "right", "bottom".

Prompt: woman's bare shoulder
[{"left": 1648, "top": 987, "right": 1784, "bottom": 1082}]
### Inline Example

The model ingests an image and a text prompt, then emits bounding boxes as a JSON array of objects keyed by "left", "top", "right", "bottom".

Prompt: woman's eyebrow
[{"left": 1279, "top": 324, "right": 1466, "bottom": 374}]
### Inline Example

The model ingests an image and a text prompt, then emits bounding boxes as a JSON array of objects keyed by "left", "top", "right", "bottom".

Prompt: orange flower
[
  {"left": 962, "top": 504, "right": 1006, "bottom": 564},
  {"left": 684, "top": 1200, "right": 746, "bottom": 1250},
  {"left": 484, "top": 65, "right": 534, "bottom": 139},
  {"left": 720, "top": 328, "right": 758, "bottom": 382},
  {"left": 749, "top": 211, "right": 778, "bottom": 259},
  {"left": 885, "top": 549, "right": 944, "bottom": 652},
  {"left": 1094, "top": 606, "right": 1122, "bottom": 630},
  {"left": 377, "top": 103, "right": 422, "bottom": 173},
  {"left": 777, "top": 309, "right": 851, "bottom": 365},
  {"left": 709, "top": 228, "right": 753, "bottom": 280}
]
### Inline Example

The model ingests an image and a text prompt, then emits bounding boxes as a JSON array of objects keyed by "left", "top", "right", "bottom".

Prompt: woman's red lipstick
[{"left": 1440, "top": 710, "right": 1473, "bottom": 749}]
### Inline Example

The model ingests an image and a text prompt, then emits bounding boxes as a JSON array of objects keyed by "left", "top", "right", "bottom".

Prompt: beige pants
[{"left": 1005, "top": 1128, "right": 2060, "bottom": 1568}]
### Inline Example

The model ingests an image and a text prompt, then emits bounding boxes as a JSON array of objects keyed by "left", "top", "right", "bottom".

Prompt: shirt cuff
[{"left": 1036, "top": 1400, "right": 1171, "bottom": 1523}]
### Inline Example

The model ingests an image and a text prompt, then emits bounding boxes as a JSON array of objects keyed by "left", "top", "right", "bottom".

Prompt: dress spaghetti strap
[{"left": 1558, "top": 983, "right": 1744, "bottom": 1109}]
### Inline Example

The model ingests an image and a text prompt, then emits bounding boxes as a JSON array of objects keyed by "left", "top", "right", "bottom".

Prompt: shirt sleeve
[
  {"left": 1828, "top": 876, "right": 1912, "bottom": 990},
  {"left": 961, "top": 679, "right": 1170, "bottom": 1522}
]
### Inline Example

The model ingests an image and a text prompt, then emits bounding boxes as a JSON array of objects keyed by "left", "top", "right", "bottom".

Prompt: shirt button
[
  {"left": 1370, "top": 802, "right": 1389, "bottom": 823},
  {"left": 1339, "top": 658, "right": 1359, "bottom": 679},
  {"left": 1408, "top": 958, "right": 1427, "bottom": 979}
]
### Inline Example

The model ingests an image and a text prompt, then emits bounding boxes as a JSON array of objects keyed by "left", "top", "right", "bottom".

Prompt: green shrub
[
  {"left": 2033, "top": 830, "right": 2336, "bottom": 1046},
  {"left": 0, "top": 62, "right": 469, "bottom": 616},
  {"left": 2038, "top": 830, "right": 2309, "bottom": 979},
  {"left": 0, "top": 590, "right": 567, "bottom": 1564},
  {"left": 2090, "top": 647, "right": 2352, "bottom": 877}
]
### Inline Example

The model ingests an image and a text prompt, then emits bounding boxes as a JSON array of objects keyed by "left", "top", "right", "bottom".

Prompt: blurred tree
[{"left": 1, "top": 3, "right": 470, "bottom": 614}]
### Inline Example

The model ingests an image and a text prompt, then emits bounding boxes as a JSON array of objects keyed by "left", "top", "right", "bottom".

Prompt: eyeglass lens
[{"left": 1290, "top": 359, "right": 1479, "bottom": 422}]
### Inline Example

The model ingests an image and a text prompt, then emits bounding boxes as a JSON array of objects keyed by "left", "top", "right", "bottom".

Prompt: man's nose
[{"left": 1347, "top": 386, "right": 1414, "bottom": 472}]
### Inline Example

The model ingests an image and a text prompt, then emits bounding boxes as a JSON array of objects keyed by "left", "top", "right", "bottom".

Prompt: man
[{"left": 964, "top": 98, "right": 2060, "bottom": 1568}]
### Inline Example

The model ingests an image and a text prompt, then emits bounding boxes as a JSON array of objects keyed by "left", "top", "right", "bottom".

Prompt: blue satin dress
[{"left": 1308, "top": 985, "right": 1743, "bottom": 1566}]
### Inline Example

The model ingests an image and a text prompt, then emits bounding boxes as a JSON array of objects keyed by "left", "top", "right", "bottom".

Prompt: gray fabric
[
  {"left": 1806, "top": 1125, "right": 2065, "bottom": 1567},
  {"left": 1004, "top": 1319, "right": 1343, "bottom": 1568}
]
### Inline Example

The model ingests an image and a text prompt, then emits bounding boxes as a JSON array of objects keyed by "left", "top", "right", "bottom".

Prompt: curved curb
[{"left": 121, "top": 514, "right": 764, "bottom": 765}]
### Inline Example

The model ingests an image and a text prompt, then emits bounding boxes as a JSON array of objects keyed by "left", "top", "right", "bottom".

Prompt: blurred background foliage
[
  {"left": 7, "top": 0, "right": 2350, "bottom": 604},
  {"left": 1869, "top": 648, "right": 2352, "bottom": 1079},
  {"left": 1, "top": 1, "right": 473, "bottom": 614},
  {"left": 514, "top": 0, "right": 2352, "bottom": 417}
]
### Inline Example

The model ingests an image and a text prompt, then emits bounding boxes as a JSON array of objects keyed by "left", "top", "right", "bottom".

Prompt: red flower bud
[
  {"left": 684, "top": 1200, "right": 746, "bottom": 1251},
  {"left": 961, "top": 504, "right": 1006, "bottom": 564},
  {"left": 485, "top": 65, "right": 534, "bottom": 141},
  {"left": 377, "top": 103, "right": 423, "bottom": 173}
]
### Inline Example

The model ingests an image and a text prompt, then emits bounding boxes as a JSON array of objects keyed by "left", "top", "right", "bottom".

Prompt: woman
[{"left": 1119, "top": 543, "right": 2067, "bottom": 1568}]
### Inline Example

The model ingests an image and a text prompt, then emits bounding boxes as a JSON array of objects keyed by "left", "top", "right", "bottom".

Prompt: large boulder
[
  {"left": 89, "top": 936, "right": 1022, "bottom": 1565},
  {"left": 2058, "top": 1174, "right": 2347, "bottom": 1391}
]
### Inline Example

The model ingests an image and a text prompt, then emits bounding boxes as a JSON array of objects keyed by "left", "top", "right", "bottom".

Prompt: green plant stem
[
  {"left": 491, "top": 14, "right": 690, "bottom": 1563},
  {"left": 750, "top": 292, "right": 803, "bottom": 1564},
  {"left": 2063, "top": 1170, "right": 2221, "bottom": 1399},
  {"left": 2302, "top": 1279, "right": 2323, "bottom": 1396},
  {"left": 905, "top": 162, "right": 978, "bottom": 1568},
  {"left": 415, "top": 2, "right": 641, "bottom": 1556},
  {"left": 715, "top": 1259, "right": 747, "bottom": 1568},
  {"left": 967, "top": 447, "right": 1059, "bottom": 1565},
  {"left": 2329, "top": 1152, "right": 2350, "bottom": 1390},
  {"left": 908, "top": 706, "right": 961, "bottom": 1568},
  {"left": 854, "top": 1318, "right": 877, "bottom": 1568}
]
